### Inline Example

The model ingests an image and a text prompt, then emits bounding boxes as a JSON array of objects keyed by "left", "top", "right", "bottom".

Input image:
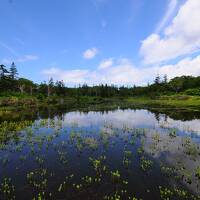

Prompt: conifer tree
[{"left": 9, "top": 62, "right": 18, "bottom": 79}]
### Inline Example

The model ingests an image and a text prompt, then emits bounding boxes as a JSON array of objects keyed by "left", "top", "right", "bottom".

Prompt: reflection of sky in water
[
  {"left": 61, "top": 109, "right": 200, "bottom": 135},
  {"left": 58, "top": 109, "right": 200, "bottom": 193}
]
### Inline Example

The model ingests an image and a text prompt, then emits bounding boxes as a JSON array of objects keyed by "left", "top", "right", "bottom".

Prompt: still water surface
[{"left": 0, "top": 108, "right": 200, "bottom": 199}]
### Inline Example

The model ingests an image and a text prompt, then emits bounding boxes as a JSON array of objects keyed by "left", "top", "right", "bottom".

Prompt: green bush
[{"left": 185, "top": 88, "right": 200, "bottom": 96}]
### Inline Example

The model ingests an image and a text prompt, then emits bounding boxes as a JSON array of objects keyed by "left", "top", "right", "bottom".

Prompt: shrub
[{"left": 185, "top": 88, "right": 200, "bottom": 96}]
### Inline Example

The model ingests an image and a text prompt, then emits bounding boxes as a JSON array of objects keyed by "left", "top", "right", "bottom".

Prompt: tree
[
  {"left": 154, "top": 75, "right": 161, "bottom": 85},
  {"left": 0, "top": 64, "right": 9, "bottom": 78},
  {"left": 18, "top": 78, "right": 34, "bottom": 94},
  {"left": 169, "top": 77, "right": 184, "bottom": 93},
  {"left": 47, "top": 77, "right": 54, "bottom": 97},
  {"left": 163, "top": 74, "right": 168, "bottom": 84},
  {"left": 55, "top": 80, "right": 65, "bottom": 96},
  {"left": 9, "top": 62, "right": 18, "bottom": 80},
  {"left": 38, "top": 81, "right": 48, "bottom": 96}
]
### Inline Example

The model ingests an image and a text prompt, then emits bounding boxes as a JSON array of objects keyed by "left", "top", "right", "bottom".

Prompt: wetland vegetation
[{"left": 1, "top": 63, "right": 200, "bottom": 200}]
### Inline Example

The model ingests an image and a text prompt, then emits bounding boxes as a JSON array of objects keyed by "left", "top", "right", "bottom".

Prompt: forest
[{"left": 1, "top": 62, "right": 200, "bottom": 99}]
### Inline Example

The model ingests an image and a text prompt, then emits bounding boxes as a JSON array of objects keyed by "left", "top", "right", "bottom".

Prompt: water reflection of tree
[
  {"left": 148, "top": 108, "right": 200, "bottom": 121},
  {"left": 1, "top": 105, "right": 200, "bottom": 123},
  {"left": 154, "top": 113, "right": 160, "bottom": 122}
]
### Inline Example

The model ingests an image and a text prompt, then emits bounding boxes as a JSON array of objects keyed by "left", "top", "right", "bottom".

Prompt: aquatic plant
[
  {"left": 182, "top": 137, "right": 200, "bottom": 159},
  {"left": 89, "top": 155, "right": 107, "bottom": 174},
  {"left": 123, "top": 150, "right": 132, "bottom": 167},
  {"left": 140, "top": 156, "right": 153, "bottom": 172},
  {"left": 160, "top": 164, "right": 176, "bottom": 177},
  {"left": 0, "top": 120, "right": 32, "bottom": 144},
  {"left": 195, "top": 166, "right": 200, "bottom": 179},
  {"left": 152, "top": 133, "right": 161, "bottom": 143},
  {"left": 84, "top": 137, "right": 99, "bottom": 150},
  {"left": 26, "top": 168, "right": 49, "bottom": 191},
  {"left": 111, "top": 170, "right": 121, "bottom": 183},
  {"left": 57, "top": 150, "right": 68, "bottom": 165},
  {"left": 0, "top": 115, "right": 199, "bottom": 199},
  {"left": 169, "top": 128, "right": 177, "bottom": 138},
  {"left": 159, "top": 186, "right": 199, "bottom": 200},
  {"left": 159, "top": 186, "right": 173, "bottom": 200},
  {"left": 0, "top": 177, "right": 16, "bottom": 200}
]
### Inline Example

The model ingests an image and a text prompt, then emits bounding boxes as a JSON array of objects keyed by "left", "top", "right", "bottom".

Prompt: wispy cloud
[
  {"left": 92, "top": 0, "right": 108, "bottom": 7},
  {"left": 98, "top": 58, "right": 113, "bottom": 69},
  {"left": 155, "top": 0, "right": 178, "bottom": 33},
  {"left": 101, "top": 19, "right": 107, "bottom": 29},
  {"left": 2, "top": 54, "right": 39, "bottom": 64},
  {"left": 17, "top": 55, "right": 39, "bottom": 62},
  {"left": 14, "top": 37, "right": 25, "bottom": 46},
  {"left": 0, "top": 41, "right": 18, "bottom": 56},
  {"left": 83, "top": 48, "right": 99, "bottom": 59}
]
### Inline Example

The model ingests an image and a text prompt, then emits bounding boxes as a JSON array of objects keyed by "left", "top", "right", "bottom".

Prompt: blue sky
[{"left": 1, "top": 0, "right": 200, "bottom": 86}]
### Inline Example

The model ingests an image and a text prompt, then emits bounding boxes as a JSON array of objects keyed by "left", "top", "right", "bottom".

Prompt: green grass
[
  {"left": 126, "top": 95, "right": 200, "bottom": 110},
  {"left": 1, "top": 94, "right": 200, "bottom": 111}
]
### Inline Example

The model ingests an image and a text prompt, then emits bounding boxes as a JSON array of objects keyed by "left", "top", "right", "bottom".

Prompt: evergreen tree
[
  {"left": 47, "top": 77, "right": 54, "bottom": 97},
  {"left": 0, "top": 64, "right": 9, "bottom": 78},
  {"left": 55, "top": 80, "right": 65, "bottom": 95},
  {"left": 163, "top": 74, "right": 168, "bottom": 84},
  {"left": 9, "top": 62, "right": 18, "bottom": 79},
  {"left": 154, "top": 74, "right": 161, "bottom": 85}
]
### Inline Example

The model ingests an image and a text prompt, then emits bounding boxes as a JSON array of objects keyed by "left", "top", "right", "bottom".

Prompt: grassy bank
[
  {"left": 1, "top": 94, "right": 200, "bottom": 112},
  {"left": 126, "top": 95, "right": 200, "bottom": 110}
]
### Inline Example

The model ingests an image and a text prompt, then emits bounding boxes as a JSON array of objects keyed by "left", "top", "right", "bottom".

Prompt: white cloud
[
  {"left": 98, "top": 58, "right": 113, "bottom": 69},
  {"left": 42, "top": 55, "right": 200, "bottom": 86},
  {"left": 2, "top": 55, "right": 39, "bottom": 64},
  {"left": 155, "top": 0, "right": 178, "bottom": 33},
  {"left": 140, "top": 0, "right": 200, "bottom": 64},
  {"left": 42, "top": 68, "right": 89, "bottom": 85},
  {"left": 17, "top": 55, "right": 39, "bottom": 62},
  {"left": 156, "top": 55, "right": 200, "bottom": 79},
  {"left": 83, "top": 48, "right": 98, "bottom": 59}
]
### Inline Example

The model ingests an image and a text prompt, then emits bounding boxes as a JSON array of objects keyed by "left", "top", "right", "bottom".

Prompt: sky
[{"left": 0, "top": 0, "right": 200, "bottom": 86}]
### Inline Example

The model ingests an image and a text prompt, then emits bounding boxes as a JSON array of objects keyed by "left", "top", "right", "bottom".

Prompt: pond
[{"left": 0, "top": 108, "right": 200, "bottom": 200}]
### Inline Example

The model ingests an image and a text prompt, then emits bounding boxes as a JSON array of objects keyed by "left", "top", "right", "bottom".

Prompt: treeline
[{"left": 1, "top": 63, "right": 200, "bottom": 98}]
